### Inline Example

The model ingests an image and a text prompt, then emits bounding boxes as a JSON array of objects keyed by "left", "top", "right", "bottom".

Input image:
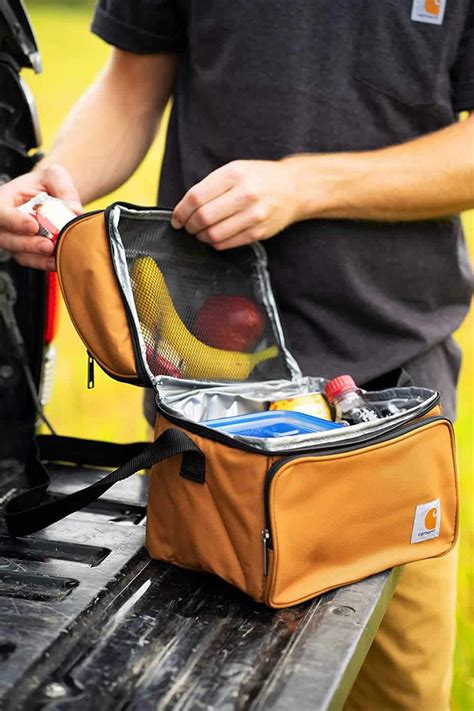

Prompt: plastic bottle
[{"left": 325, "top": 375, "right": 381, "bottom": 425}]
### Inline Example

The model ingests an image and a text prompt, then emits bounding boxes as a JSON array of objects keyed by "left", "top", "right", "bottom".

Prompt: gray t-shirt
[{"left": 92, "top": 0, "right": 474, "bottom": 384}]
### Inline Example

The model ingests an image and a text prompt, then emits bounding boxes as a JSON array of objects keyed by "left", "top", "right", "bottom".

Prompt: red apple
[
  {"left": 193, "top": 295, "right": 266, "bottom": 352},
  {"left": 146, "top": 343, "right": 182, "bottom": 378}
]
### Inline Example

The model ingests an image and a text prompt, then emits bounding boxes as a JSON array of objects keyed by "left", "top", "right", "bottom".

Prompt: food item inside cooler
[
  {"left": 269, "top": 392, "right": 332, "bottom": 420},
  {"left": 203, "top": 410, "right": 345, "bottom": 438},
  {"left": 193, "top": 295, "right": 265, "bottom": 352},
  {"left": 131, "top": 256, "right": 279, "bottom": 382}
]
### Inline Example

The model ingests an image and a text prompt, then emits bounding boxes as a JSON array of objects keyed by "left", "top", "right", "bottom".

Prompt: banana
[{"left": 130, "top": 256, "right": 279, "bottom": 381}]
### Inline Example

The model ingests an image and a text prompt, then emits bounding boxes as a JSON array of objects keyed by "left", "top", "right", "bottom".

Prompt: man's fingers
[
  {"left": 0, "top": 207, "right": 38, "bottom": 235},
  {"left": 196, "top": 208, "right": 258, "bottom": 245},
  {"left": 41, "top": 164, "right": 83, "bottom": 209},
  {"left": 14, "top": 252, "right": 56, "bottom": 271},
  {"left": 0, "top": 233, "right": 54, "bottom": 256},
  {"left": 172, "top": 164, "right": 239, "bottom": 228},
  {"left": 209, "top": 228, "right": 259, "bottom": 251},
  {"left": 182, "top": 189, "right": 249, "bottom": 235}
]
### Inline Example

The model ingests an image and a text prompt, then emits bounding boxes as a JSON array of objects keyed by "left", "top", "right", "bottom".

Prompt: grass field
[{"left": 27, "top": 4, "right": 473, "bottom": 708}]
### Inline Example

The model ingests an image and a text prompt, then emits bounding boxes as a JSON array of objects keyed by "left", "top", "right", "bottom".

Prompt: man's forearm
[
  {"left": 38, "top": 50, "right": 179, "bottom": 205},
  {"left": 285, "top": 113, "right": 474, "bottom": 223},
  {"left": 171, "top": 113, "right": 474, "bottom": 251},
  {"left": 0, "top": 49, "right": 179, "bottom": 270}
]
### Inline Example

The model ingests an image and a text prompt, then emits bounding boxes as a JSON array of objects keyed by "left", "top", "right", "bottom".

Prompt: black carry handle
[{"left": 4, "top": 428, "right": 205, "bottom": 537}]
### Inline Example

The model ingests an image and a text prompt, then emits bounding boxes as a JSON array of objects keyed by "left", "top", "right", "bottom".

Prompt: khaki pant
[{"left": 344, "top": 547, "right": 458, "bottom": 711}]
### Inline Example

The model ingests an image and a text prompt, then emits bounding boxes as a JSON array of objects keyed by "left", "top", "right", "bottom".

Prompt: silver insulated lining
[{"left": 156, "top": 381, "right": 440, "bottom": 453}]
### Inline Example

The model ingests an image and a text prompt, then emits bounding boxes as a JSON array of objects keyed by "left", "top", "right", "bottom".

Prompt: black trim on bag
[
  {"left": 263, "top": 415, "right": 449, "bottom": 551},
  {"left": 107, "top": 201, "right": 175, "bottom": 214}
]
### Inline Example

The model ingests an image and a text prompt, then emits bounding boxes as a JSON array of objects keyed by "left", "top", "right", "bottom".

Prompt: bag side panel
[
  {"left": 267, "top": 419, "right": 458, "bottom": 608},
  {"left": 56, "top": 213, "right": 138, "bottom": 380},
  {"left": 146, "top": 415, "right": 273, "bottom": 602}
]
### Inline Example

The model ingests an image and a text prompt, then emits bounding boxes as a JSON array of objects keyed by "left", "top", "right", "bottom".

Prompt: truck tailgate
[{"left": 0, "top": 464, "right": 398, "bottom": 710}]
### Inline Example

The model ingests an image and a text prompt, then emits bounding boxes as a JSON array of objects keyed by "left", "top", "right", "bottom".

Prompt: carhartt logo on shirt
[
  {"left": 411, "top": 499, "right": 441, "bottom": 544},
  {"left": 411, "top": 0, "right": 446, "bottom": 25}
]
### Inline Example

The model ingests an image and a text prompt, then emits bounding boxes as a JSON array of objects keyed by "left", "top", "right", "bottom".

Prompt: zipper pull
[
  {"left": 87, "top": 351, "right": 95, "bottom": 389},
  {"left": 261, "top": 529, "right": 270, "bottom": 577}
]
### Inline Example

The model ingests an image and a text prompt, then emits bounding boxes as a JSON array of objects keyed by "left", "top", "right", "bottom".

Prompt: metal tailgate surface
[{"left": 0, "top": 465, "right": 398, "bottom": 710}]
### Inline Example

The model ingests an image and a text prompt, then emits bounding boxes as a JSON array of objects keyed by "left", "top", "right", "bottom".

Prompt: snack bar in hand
[{"left": 18, "top": 192, "right": 76, "bottom": 242}]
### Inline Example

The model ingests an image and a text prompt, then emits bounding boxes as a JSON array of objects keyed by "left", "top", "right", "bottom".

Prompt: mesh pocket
[{"left": 109, "top": 206, "right": 295, "bottom": 384}]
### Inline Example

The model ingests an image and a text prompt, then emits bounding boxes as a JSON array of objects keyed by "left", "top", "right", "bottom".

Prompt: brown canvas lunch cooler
[{"left": 5, "top": 203, "right": 459, "bottom": 609}]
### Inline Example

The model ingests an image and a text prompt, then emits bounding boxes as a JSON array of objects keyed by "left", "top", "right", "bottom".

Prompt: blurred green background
[{"left": 26, "top": 2, "right": 473, "bottom": 708}]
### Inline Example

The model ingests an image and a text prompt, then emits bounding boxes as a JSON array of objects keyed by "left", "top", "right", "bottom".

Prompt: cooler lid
[{"left": 107, "top": 203, "right": 302, "bottom": 389}]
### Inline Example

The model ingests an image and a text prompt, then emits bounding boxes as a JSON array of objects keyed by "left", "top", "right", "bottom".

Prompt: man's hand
[
  {"left": 171, "top": 160, "right": 301, "bottom": 250},
  {"left": 172, "top": 114, "right": 474, "bottom": 249},
  {"left": 0, "top": 165, "right": 82, "bottom": 270}
]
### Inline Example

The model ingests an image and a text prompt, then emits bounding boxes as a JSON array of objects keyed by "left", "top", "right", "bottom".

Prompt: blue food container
[{"left": 203, "top": 410, "right": 345, "bottom": 438}]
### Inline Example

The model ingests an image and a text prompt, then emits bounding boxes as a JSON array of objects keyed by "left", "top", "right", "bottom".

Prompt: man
[{"left": 0, "top": 1, "right": 473, "bottom": 707}]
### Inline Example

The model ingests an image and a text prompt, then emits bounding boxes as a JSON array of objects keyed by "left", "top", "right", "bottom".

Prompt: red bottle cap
[{"left": 324, "top": 375, "right": 358, "bottom": 402}]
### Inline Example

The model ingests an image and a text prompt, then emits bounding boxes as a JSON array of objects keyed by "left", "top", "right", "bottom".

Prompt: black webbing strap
[
  {"left": 4, "top": 428, "right": 205, "bottom": 537},
  {"left": 36, "top": 435, "right": 148, "bottom": 469}
]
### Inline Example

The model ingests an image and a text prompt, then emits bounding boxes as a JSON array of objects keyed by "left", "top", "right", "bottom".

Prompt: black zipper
[
  {"left": 87, "top": 351, "right": 95, "bottom": 389},
  {"left": 157, "top": 392, "right": 439, "bottom": 457},
  {"left": 262, "top": 414, "right": 447, "bottom": 558},
  {"left": 84, "top": 350, "right": 144, "bottom": 387}
]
